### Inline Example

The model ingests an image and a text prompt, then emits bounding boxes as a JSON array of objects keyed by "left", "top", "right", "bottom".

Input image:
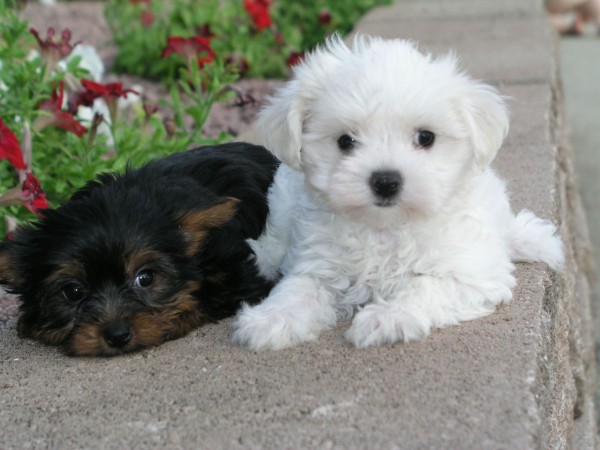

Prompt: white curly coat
[{"left": 232, "top": 35, "right": 564, "bottom": 350}]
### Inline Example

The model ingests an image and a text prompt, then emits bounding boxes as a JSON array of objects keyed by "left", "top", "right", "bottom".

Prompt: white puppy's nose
[{"left": 370, "top": 171, "right": 402, "bottom": 201}]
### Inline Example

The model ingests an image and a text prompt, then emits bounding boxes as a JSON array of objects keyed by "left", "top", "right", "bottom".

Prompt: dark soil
[{"left": 0, "top": 1, "right": 282, "bottom": 329}]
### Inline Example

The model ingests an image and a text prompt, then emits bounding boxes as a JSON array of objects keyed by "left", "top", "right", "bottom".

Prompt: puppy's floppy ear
[
  {"left": 257, "top": 79, "right": 305, "bottom": 170},
  {"left": 257, "top": 34, "right": 350, "bottom": 170},
  {"left": 177, "top": 197, "right": 240, "bottom": 256},
  {"left": 457, "top": 80, "right": 509, "bottom": 171}
]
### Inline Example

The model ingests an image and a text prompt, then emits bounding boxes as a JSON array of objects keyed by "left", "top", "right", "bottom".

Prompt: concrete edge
[{"left": 546, "top": 31, "right": 598, "bottom": 447}]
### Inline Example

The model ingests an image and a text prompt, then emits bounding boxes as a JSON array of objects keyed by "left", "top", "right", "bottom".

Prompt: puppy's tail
[{"left": 508, "top": 209, "right": 564, "bottom": 271}]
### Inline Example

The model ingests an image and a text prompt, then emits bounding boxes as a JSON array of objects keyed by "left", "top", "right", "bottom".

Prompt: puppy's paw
[
  {"left": 232, "top": 301, "right": 333, "bottom": 351},
  {"left": 345, "top": 303, "right": 431, "bottom": 348}
]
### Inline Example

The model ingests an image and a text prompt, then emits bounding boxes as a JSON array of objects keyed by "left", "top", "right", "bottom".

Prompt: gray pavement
[
  {"left": 1, "top": 1, "right": 597, "bottom": 448},
  {"left": 560, "top": 35, "right": 600, "bottom": 428}
]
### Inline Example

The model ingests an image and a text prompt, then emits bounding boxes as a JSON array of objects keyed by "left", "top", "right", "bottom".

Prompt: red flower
[
  {"left": 0, "top": 173, "right": 48, "bottom": 217},
  {"left": 160, "top": 36, "right": 217, "bottom": 67},
  {"left": 21, "top": 173, "right": 49, "bottom": 216},
  {"left": 73, "top": 79, "right": 108, "bottom": 109},
  {"left": 0, "top": 119, "right": 27, "bottom": 170},
  {"left": 74, "top": 80, "right": 139, "bottom": 123},
  {"left": 141, "top": 10, "right": 155, "bottom": 26},
  {"left": 80, "top": 80, "right": 139, "bottom": 100},
  {"left": 30, "top": 27, "right": 79, "bottom": 71},
  {"left": 69, "top": 80, "right": 120, "bottom": 114},
  {"left": 318, "top": 10, "right": 332, "bottom": 25},
  {"left": 244, "top": 0, "right": 272, "bottom": 30},
  {"left": 34, "top": 81, "right": 87, "bottom": 137},
  {"left": 274, "top": 31, "right": 284, "bottom": 45},
  {"left": 287, "top": 51, "right": 304, "bottom": 68}
]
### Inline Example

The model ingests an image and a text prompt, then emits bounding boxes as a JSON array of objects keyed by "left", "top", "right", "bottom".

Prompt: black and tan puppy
[{"left": 0, "top": 143, "right": 279, "bottom": 356}]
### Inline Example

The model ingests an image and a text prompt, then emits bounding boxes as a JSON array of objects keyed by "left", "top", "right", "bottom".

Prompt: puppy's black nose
[
  {"left": 370, "top": 171, "right": 402, "bottom": 200},
  {"left": 103, "top": 322, "right": 132, "bottom": 348}
]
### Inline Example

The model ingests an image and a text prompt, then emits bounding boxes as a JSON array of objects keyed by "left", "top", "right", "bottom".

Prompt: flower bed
[{"left": 0, "top": 0, "right": 390, "bottom": 237}]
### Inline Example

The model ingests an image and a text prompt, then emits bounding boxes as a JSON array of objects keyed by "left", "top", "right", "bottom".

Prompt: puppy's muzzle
[
  {"left": 103, "top": 321, "right": 132, "bottom": 348},
  {"left": 370, "top": 171, "right": 402, "bottom": 205}
]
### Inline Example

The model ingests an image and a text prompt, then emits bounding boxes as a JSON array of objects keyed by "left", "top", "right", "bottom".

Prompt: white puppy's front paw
[
  {"left": 232, "top": 302, "right": 322, "bottom": 351},
  {"left": 345, "top": 303, "right": 431, "bottom": 348}
]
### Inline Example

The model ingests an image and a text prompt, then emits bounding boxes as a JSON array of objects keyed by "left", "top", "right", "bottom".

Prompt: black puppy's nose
[
  {"left": 103, "top": 322, "right": 132, "bottom": 348},
  {"left": 370, "top": 171, "right": 402, "bottom": 200}
]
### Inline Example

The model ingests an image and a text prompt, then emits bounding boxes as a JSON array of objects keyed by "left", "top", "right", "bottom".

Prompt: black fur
[{"left": 0, "top": 142, "right": 279, "bottom": 356}]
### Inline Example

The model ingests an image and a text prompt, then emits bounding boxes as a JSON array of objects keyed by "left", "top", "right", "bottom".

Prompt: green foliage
[
  {"left": 273, "top": 0, "right": 391, "bottom": 51},
  {"left": 0, "top": 6, "right": 235, "bottom": 235},
  {"left": 105, "top": 0, "right": 391, "bottom": 81}
]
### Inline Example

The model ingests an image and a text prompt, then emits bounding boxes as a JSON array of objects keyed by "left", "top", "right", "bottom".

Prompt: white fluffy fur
[{"left": 233, "top": 35, "right": 564, "bottom": 350}]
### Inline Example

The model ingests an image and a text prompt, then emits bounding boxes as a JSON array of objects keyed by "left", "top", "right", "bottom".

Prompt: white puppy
[{"left": 233, "top": 35, "right": 564, "bottom": 350}]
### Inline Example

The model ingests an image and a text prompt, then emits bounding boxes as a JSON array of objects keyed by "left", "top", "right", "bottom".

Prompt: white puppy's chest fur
[
  {"left": 333, "top": 224, "right": 421, "bottom": 313},
  {"left": 300, "top": 209, "right": 415, "bottom": 310},
  {"left": 254, "top": 165, "right": 514, "bottom": 317},
  {"left": 304, "top": 211, "right": 422, "bottom": 300}
]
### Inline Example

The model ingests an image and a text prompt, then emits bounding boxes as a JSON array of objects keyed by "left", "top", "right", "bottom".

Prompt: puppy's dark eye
[
  {"left": 337, "top": 134, "right": 356, "bottom": 152},
  {"left": 63, "top": 282, "right": 86, "bottom": 302},
  {"left": 134, "top": 269, "right": 154, "bottom": 288},
  {"left": 415, "top": 130, "right": 435, "bottom": 149}
]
